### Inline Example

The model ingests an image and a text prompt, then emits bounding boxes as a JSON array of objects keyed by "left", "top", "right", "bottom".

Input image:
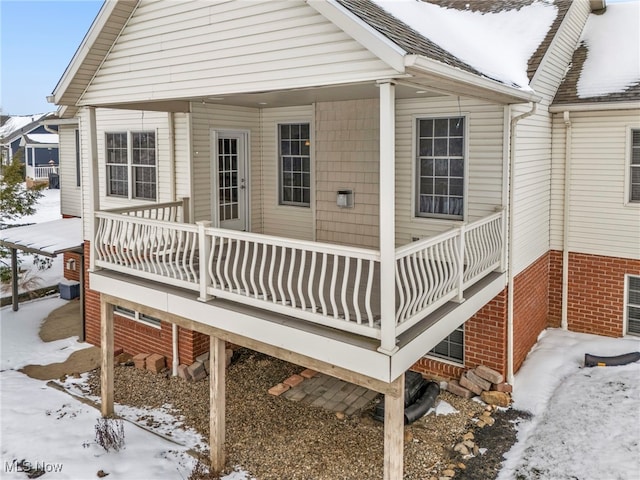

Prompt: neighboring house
[
  {"left": 0, "top": 113, "right": 60, "bottom": 184},
  {"left": 49, "top": 0, "right": 639, "bottom": 477}
]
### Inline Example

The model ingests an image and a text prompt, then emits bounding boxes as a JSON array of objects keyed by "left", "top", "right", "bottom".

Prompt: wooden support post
[
  {"left": 384, "top": 373, "right": 405, "bottom": 480},
  {"left": 100, "top": 297, "right": 114, "bottom": 417},
  {"left": 210, "top": 336, "right": 226, "bottom": 473}
]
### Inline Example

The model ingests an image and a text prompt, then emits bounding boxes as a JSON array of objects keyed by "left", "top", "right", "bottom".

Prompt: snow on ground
[
  {"left": 497, "top": 328, "right": 640, "bottom": 480},
  {"left": 577, "top": 1, "right": 640, "bottom": 98},
  {"left": 371, "top": 0, "right": 557, "bottom": 89}
]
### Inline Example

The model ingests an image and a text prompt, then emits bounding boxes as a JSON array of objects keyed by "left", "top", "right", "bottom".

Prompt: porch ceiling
[{"left": 83, "top": 81, "right": 443, "bottom": 112}]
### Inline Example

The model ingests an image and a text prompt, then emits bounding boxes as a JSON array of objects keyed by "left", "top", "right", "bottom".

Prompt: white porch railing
[
  {"left": 93, "top": 205, "right": 504, "bottom": 346},
  {"left": 28, "top": 165, "right": 57, "bottom": 179}
]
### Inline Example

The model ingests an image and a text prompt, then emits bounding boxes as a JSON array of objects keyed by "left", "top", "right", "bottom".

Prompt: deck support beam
[
  {"left": 209, "top": 335, "right": 226, "bottom": 473},
  {"left": 378, "top": 79, "right": 398, "bottom": 355},
  {"left": 100, "top": 297, "right": 114, "bottom": 417},
  {"left": 384, "top": 373, "right": 405, "bottom": 480}
]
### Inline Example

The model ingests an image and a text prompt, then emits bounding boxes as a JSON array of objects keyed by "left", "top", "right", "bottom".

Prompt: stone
[
  {"left": 146, "top": 354, "right": 166, "bottom": 373},
  {"left": 300, "top": 368, "right": 318, "bottom": 379},
  {"left": 475, "top": 365, "right": 504, "bottom": 385},
  {"left": 463, "top": 440, "right": 475, "bottom": 449},
  {"left": 459, "top": 374, "right": 483, "bottom": 396},
  {"left": 404, "top": 429, "right": 414, "bottom": 442},
  {"left": 196, "top": 351, "right": 210, "bottom": 364},
  {"left": 268, "top": 383, "right": 290, "bottom": 396},
  {"left": 115, "top": 352, "right": 133, "bottom": 365},
  {"left": 442, "top": 469, "right": 456, "bottom": 477},
  {"left": 187, "top": 361, "right": 207, "bottom": 381},
  {"left": 97, "top": 470, "right": 109, "bottom": 478},
  {"left": 133, "top": 353, "right": 150, "bottom": 370},
  {"left": 447, "top": 380, "right": 474, "bottom": 399},
  {"left": 491, "top": 382, "right": 513, "bottom": 393},
  {"left": 462, "top": 431, "right": 474, "bottom": 441},
  {"left": 335, "top": 411, "right": 345, "bottom": 420},
  {"left": 457, "top": 463, "right": 466, "bottom": 470},
  {"left": 225, "top": 348, "right": 234, "bottom": 367},
  {"left": 476, "top": 420, "right": 486, "bottom": 428},
  {"left": 483, "top": 415, "right": 496, "bottom": 426},
  {"left": 283, "top": 374, "right": 305, "bottom": 388},
  {"left": 481, "top": 390, "right": 511, "bottom": 408},
  {"left": 177, "top": 364, "right": 191, "bottom": 380},
  {"left": 203, "top": 358, "right": 210, "bottom": 374},
  {"left": 454, "top": 443, "right": 469, "bottom": 455},
  {"left": 466, "top": 370, "right": 492, "bottom": 391}
]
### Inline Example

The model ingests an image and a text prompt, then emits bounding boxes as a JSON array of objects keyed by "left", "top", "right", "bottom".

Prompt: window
[
  {"left": 106, "top": 131, "right": 156, "bottom": 200},
  {"left": 279, "top": 123, "right": 310, "bottom": 206},
  {"left": 114, "top": 306, "right": 161, "bottom": 329},
  {"left": 626, "top": 275, "right": 640, "bottom": 336},
  {"left": 416, "top": 117, "right": 465, "bottom": 219},
  {"left": 429, "top": 325, "right": 464, "bottom": 364},
  {"left": 630, "top": 129, "right": 640, "bottom": 203}
]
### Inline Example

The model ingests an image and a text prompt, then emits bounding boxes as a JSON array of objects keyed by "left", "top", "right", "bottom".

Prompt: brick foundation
[
  {"left": 63, "top": 252, "right": 81, "bottom": 282},
  {"left": 83, "top": 241, "right": 209, "bottom": 365},
  {"left": 557, "top": 251, "right": 640, "bottom": 337}
]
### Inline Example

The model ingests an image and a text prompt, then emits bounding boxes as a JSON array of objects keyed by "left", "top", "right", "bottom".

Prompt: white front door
[{"left": 214, "top": 131, "right": 248, "bottom": 231}]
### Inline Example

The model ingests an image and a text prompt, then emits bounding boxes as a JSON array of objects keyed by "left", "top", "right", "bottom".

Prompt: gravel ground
[{"left": 85, "top": 348, "right": 522, "bottom": 479}]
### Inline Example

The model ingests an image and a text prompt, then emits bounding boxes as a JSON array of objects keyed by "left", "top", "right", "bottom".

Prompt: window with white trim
[
  {"left": 626, "top": 275, "right": 640, "bottom": 336},
  {"left": 630, "top": 129, "right": 640, "bottom": 203},
  {"left": 278, "top": 123, "right": 310, "bottom": 206},
  {"left": 416, "top": 117, "right": 465, "bottom": 219},
  {"left": 106, "top": 131, "right": 156, "bottom": 200},
  {"left": 114, "top": 306, "right": 161, "bottom": 329},
  {"left": 429, "top": 325, "right": 464, "bottom": 363}
]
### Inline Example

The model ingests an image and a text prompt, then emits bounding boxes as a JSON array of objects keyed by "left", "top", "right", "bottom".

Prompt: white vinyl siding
[
  {"left": 395, "top": 97, "right": 506, "bottom": 246},
  {"left": 550, "top": 110, "right": 640, "bottom": 259},
  {"left": 261, "top": 106, "right": 314, "bottom": 240},
  {"left": 510, "top": 107, "right": 553, "bottom": 275},
  {"left": 80, "top": 0, "right": 399, "bottom": 106},
  {"left": 58, "top": 125, "right": 82, "bottom": 218}
]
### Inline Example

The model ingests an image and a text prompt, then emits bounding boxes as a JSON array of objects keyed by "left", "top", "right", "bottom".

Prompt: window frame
[
  {"left": 114, "top": 306, "right": 162, "bottom": 329},
  {"left": 624, "top": 274, "right": 640, "bottom": 337},
  {"left": 414, "top": 115, "right": 468, "bottom": 221},
  {"left": 105, "top": 130, "right": 157, "bottom": 201},
  {"left": 277, "top": 122, "right": 311, "bottom": 208},
  {"left": 427, "top": 324, "right": 465, "bottom": 365},
  {"left": 626, "top": 126, "right": 640, "bottom": 206}
]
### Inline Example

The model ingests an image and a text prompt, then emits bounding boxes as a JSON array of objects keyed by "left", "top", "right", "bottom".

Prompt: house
[
  {"left": 48, "top": 0, "right": 639, "bottom": 477},
  {"left": 0, "top": 112, "right": 60, "bottom": 186}
]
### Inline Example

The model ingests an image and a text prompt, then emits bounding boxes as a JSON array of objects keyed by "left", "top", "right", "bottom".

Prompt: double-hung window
[
  {"left": 429, "top": 325, "right": 464, "bottom": 364},
  {"left": 416, "top": 117, "right": 465, "bottom": 219},
  {"left": 106, "top": 131, "right": 156, "bottom": 200},
  {"left": 629, "top": 129, "right": 640, "bottom": 203},
  {"left": 626, "top": 275, "right": 640, "bottom": 336},
  {"left": 279, "top": 123, "right": 310, "bottom": 207}
]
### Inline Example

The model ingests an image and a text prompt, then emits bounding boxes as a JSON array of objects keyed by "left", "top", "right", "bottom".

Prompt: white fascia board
[
  {"left": 42, "top": 118, "right": 79, "bottom": 126},
  {"left": 52, "top": 1, "right": 136, "bottom": 105},
  {"left": 549, "top": 101, "right": 640, "bottom": 113},
  {"left": 405, "top": 55, "right": 542, "bottom": 104},
  {"left": 306, "top": 0, "right": 406, "bottom": 73}
]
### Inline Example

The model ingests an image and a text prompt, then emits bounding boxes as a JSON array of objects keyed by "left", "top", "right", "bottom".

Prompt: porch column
[
  {"left": 100, "top": 297, "right": 114, "bottom": 417},
  {"left": 378, "top": 80, "right": 398, "bottom": 354},
  {"left": 87, "top": 107, "right": 99, "bottom": 272},
  {"left": 384, "top": 373, "right": 405, "bottom": 480},
  {"left": 210, "top": 335, "right": 226, "bottom": 473}
]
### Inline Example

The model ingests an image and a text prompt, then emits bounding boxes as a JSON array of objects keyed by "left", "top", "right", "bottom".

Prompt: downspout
[
  {"left": 561, "top": 111, "right": 572, "bottom": 330},
  {"left": 168, "top": 111, "right": 179, "bottom": 377},
  {"left": 507, "top": 102, "right": 537, "bottom": 385}
]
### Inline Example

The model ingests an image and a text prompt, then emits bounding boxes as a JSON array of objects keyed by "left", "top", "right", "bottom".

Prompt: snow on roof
[
  {"left": 0, "top": 113, "right": 50, "bottom": 140},
  {"left": 577, "top": 2, "right": 640, "bottom": 99},
  {"left": 370, "top": 0, "right": 558, "bottom": 89},
  {"left": 0, "top": 218, "right": 82, "bottom": 256},
  {"left": 21, "top": 133, "right": 59, "bottom": 145}
]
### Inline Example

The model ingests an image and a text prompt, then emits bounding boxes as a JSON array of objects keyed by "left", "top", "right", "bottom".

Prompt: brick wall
[
  {"left": 83, "top": 241, "right": 209, "bottom": 365},
  {"left": 512, "top": 253, "right": 550, "bottom": 373},
  {"left": 548, "top": 250, "right": 563, "bottom": 328},
  {"left": 62, "top": 252, "right": 81, "bottom": 282},
  {"left": 565, "top": 252, "right": 640, "bottom": 337},
  {"left": 414, "top": 253, "right": 552, "bottom": 380}
]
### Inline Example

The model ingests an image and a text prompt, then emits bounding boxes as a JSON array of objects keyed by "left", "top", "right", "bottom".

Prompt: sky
[{"left": 0, "top": 0, "right": 103, "bottom": 116}]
